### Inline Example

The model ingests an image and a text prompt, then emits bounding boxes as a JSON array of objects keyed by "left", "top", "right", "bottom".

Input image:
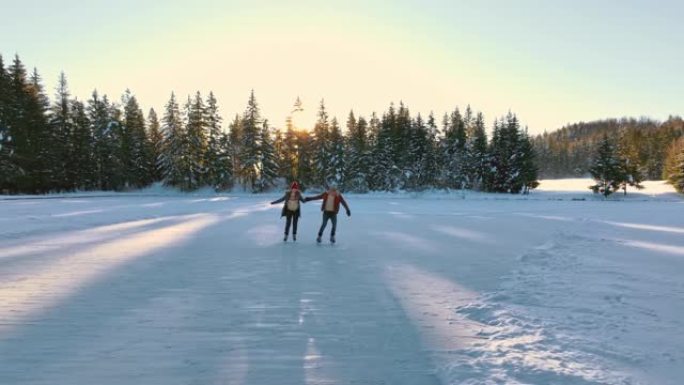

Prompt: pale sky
[{"left": 2, "top": 0, "right": 682, "bottom": 133}]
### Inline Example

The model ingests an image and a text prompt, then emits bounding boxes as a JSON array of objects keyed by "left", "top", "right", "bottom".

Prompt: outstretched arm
[
  {"left": 304, "top": 193, "right": 325, "bottom": 202},
  {"left": 270, "top": 193, "right": 287, "bottom": 205}
]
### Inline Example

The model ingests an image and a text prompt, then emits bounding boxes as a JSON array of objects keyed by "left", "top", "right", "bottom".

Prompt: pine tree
[
  {"left": 228, "top": 114, "right": 242, "bottom": 186},
  {"left": 441, "top": 108, "right": 467, "bottom": 189},
  {"left": 517, "top": 128, "right": 539, "bottom": 194},
  {"left": 239, "top": 90, "right": 262, "bottom": 191},
  {"left": 343, "top": 111, "right": 370, "bottom": 192},
  {"left": 147, "top": 108, "right": 163, "bottom": 182},
  {"left": 89, "top": 91, "right": 123, "bottom": 190},
  {"left": 256, "top": 120, "right": 278, "bottom": 191},
  {"left": 311, "top": 99, "right": 331, "bottom": 187},
  {"left": 69, "top": 99, "right": 95, "bottom": 189},
  {"left": 49, "top": 72, "right": 73, "bottom": 191},
  {"left": 404, "top": 113, "right": 431, "bottom": 190},
  {"left": 121, "top": 90, "right": 151, "bottom": 188},
  {"left": 204, "top": 92, "right": 232, "bottom": 190},
  {"left": 328, "top": 117, "right": 345, "bottom": 187},
  {"left": 185, "top": 91, "right": 208, "bottom": 189},
  {"left": 159, "top": 92, "right": 188, "bottom": 189},
  {"left": 589, "top": 135, "right": 626, "bottom": 197},
  {"left": 0, "top": 55, "right": 22, "bottom": 192},
  {"left": 465, "top": 112, "right": 489, "bottom": 190}
]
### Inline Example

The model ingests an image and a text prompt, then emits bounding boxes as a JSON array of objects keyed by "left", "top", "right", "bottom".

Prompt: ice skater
[
  {"left": 271, "top": 181, "right": 306, "bottom": 242},
  {"left": 304, "top": 185, "right": 351, "bottom": 244}
]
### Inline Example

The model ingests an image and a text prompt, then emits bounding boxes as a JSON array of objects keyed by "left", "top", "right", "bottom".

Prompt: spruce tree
[
  {"left": 328, "top": 117, "right": 345, "bottom": 187},
  {"left": 69, "top": 99, "right": 95, "bottom": 189},
  {"left": 589, "top": 135, "right": 626, "bottom": 197},
  {"left": 257, "top": 120, "right": 278, "bottom": 191},
  {"left": 147, "top": 108, "right": 163, "bottom": 182},
  {"left": 122, "top": 91, "right": 152, "bottom": 188},
  {"left": 517, "top": 128, "right": 539, "bottom": 194},
  {"left": 343, "top": 111, "right": 370, "bottom": 192},
  {"left": 185, "top": 91, "right": 208, "bottom": 189},
  {"left": 239, "top": 90, "right": 262, "bottom": 191},
  {"left": 49, "top": 72, "right": 73, "bottom": 190},
  {"left": 228, "top": 114, "right": 242, "bottom": 186},
  {"left": 465, "top": 112, "right": 489, "bottom": 191},
  {"left": 88, "top": 91, "right": 123, "bottom": 190},
  {"left": 311, "top": 100, "right": 331, "bottom": 187},
  {"left": 0, "top": 55, "right": 22, "bottom": 192},
  {"left": 204, "top": 92, "right": 232, "bottom": 190},
  {"left": 159, "top": 92, "right": 188, "bottom": 189}
]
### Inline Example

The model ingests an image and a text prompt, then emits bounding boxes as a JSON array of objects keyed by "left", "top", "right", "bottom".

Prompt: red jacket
[{"left": 306, "top": 192, "right": 350, "bottom": 214}]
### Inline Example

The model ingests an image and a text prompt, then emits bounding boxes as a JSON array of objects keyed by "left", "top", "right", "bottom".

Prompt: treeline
[
  {"left": 533, "top": 117, "right": 684, "bottom": 180},
  {"left": 0, "top": 54, "right": 538, "bottom": 194}
]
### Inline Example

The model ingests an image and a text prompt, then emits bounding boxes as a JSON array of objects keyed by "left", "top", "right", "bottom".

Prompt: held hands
[{"left": 346, "top": 209, "right": 351, "bottom": 217}]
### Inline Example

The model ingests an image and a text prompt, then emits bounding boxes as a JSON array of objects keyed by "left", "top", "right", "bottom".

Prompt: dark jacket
[
  {"left": 271, "top": 189, "right": 305, "bottom": 217},
  {"left": 305, "top": 191, "right": 350, "bottom": 215}
]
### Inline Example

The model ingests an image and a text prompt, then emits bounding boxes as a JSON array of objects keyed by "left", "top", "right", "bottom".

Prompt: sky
[{"left": 1, "top": 0, "right": 683, "bottom": 134}]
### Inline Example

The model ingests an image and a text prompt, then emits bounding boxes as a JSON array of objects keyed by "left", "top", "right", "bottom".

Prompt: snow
[{"left": 0, "top": 180, "right": 683, "bottom": 384}]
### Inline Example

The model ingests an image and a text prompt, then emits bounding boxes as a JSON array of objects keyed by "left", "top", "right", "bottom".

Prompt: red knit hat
[{"left": 291, "top": 181, "right": 300, "bottom": 190}]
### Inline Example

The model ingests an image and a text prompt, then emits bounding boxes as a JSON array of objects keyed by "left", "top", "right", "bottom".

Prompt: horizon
[{"left": 2, "top": 0, "right": 683, "bottom": 134}]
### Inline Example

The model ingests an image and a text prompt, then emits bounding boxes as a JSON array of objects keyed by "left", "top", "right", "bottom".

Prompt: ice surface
[{"left": 0, "top": 180, "right": 682, "bottom": 384}]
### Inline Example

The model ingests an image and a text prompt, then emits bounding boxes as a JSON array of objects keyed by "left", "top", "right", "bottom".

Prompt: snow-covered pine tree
[
  {"left": 343, "top": 111, "right": 370, "bottom": 192},
  {"left": 0, "top": 55, "right": 22, "bottom": 192},
  {"left": 370, "top": 108, "right": 401, "bottom": 191},
  {"left": 404, "top": 113, "right": 431, "bottom": 190},
  {"left": 327, "top": 117, "right": 345, "bottom": 188},
  {"left": 159, "top": 92, "right": 188, "bottom": 190},
  {"left": 49, "top": 72, "right": 73, "bottom": 191},
  {"left": 228, "top": 114, "right": 242, "bottom": 186},
  {"left": 311, "top": 100, "right": 331, "bottom": 188},
  {"left": 204, "top": 92, "right": 232, "bottom": 190},
  {"left": 422, "top": 112, "right": 441, "bottom": 189},
  {"left": 465, "top": 112, "right": 489, "bottom": 191},
  {"left": 69, "top": 99, "right": 96, "bottom": 189},
  {"left": 239, "top": 90, "right": 262, "bottom": 192},
  {"left": 122, "top": 91, "right": 152, "bottom": 188},
  {"left": 517, "top": 127, "right": 539, "bottom": 194},
  {"left": 256, "top": 119, "right": 278, "bottom": 192},
  {"left": 394, "top": 102, "right": 412, "bottom": 174},
  {"left": 147, "top": 108, "right": 163, "bottom": 182},
  {"left": 589, "top": 135, "right": 626, "bottom": 197},
  {"left": 617, "top": 130, "right": 644, "bottom": 195},
  {"left": 185, "top": 91, "right": 208, "bottom": 190},
  {"left": 441, "top": 108, "right": 467, "bottom": 189},
  {"left": 281, "top": 116, "right": 298, "bottom": 183},
  {"left": 88, "top": 91, "right": 122, "bottom": 190}
]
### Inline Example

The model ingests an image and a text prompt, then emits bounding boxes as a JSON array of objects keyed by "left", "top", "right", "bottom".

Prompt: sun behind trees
[{"left": 0, "top": 55, "right": 539, "bottom": 195}]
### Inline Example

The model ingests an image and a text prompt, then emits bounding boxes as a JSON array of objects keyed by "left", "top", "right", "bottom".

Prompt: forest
[{"left": 0, "top": 55, "right": 538, "bottom": 195}]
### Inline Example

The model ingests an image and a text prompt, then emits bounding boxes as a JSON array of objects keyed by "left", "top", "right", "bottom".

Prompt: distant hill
[{"left": 532, "top": 116, "right": 684, "bottom": 179}]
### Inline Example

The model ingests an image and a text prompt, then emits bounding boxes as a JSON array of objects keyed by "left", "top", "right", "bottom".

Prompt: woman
[
  {"left": 271, "top": 181, "right": 306, "bottom": 242},
  {"left": 304, "top": 185, "right": 351, "bottom": 244}
]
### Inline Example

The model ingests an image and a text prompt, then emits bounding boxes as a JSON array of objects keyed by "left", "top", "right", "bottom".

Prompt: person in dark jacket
[
  {"left": 304, "top": 185, "right": 351, "bottom": 244},
  {"left": 271, "top": 181, "right": 306, "bottom": 242}
]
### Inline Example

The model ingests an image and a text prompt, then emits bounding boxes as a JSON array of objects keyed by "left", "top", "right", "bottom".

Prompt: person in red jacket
[
  {"left": 304, "top": 185, "right": 351, "bottom": 244},
  {"left": 271, "top": 181, "right": 306, "bottom": 242}
]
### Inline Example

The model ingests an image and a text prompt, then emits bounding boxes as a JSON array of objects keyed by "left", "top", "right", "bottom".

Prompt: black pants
[
  {"left": 285, "top": 211, "right": 298, "bottom": 235},
  {"left": 318, "top": 211, "right": 337, "bottom": 237}
]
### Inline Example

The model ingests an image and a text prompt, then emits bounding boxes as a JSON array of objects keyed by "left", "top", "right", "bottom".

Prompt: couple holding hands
[{"left": 271, "top": 182, "right": 351, "bottom": 244}]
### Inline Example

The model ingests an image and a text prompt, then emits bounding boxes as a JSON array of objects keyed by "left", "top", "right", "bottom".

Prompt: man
[{"left": 304, "top": 185, "right": 351, "bottom": 244}]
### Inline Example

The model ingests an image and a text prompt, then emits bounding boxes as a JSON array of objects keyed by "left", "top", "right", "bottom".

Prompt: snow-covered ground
[{"left": 1, "top": 180, "right": 683, "bottom": 384}]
